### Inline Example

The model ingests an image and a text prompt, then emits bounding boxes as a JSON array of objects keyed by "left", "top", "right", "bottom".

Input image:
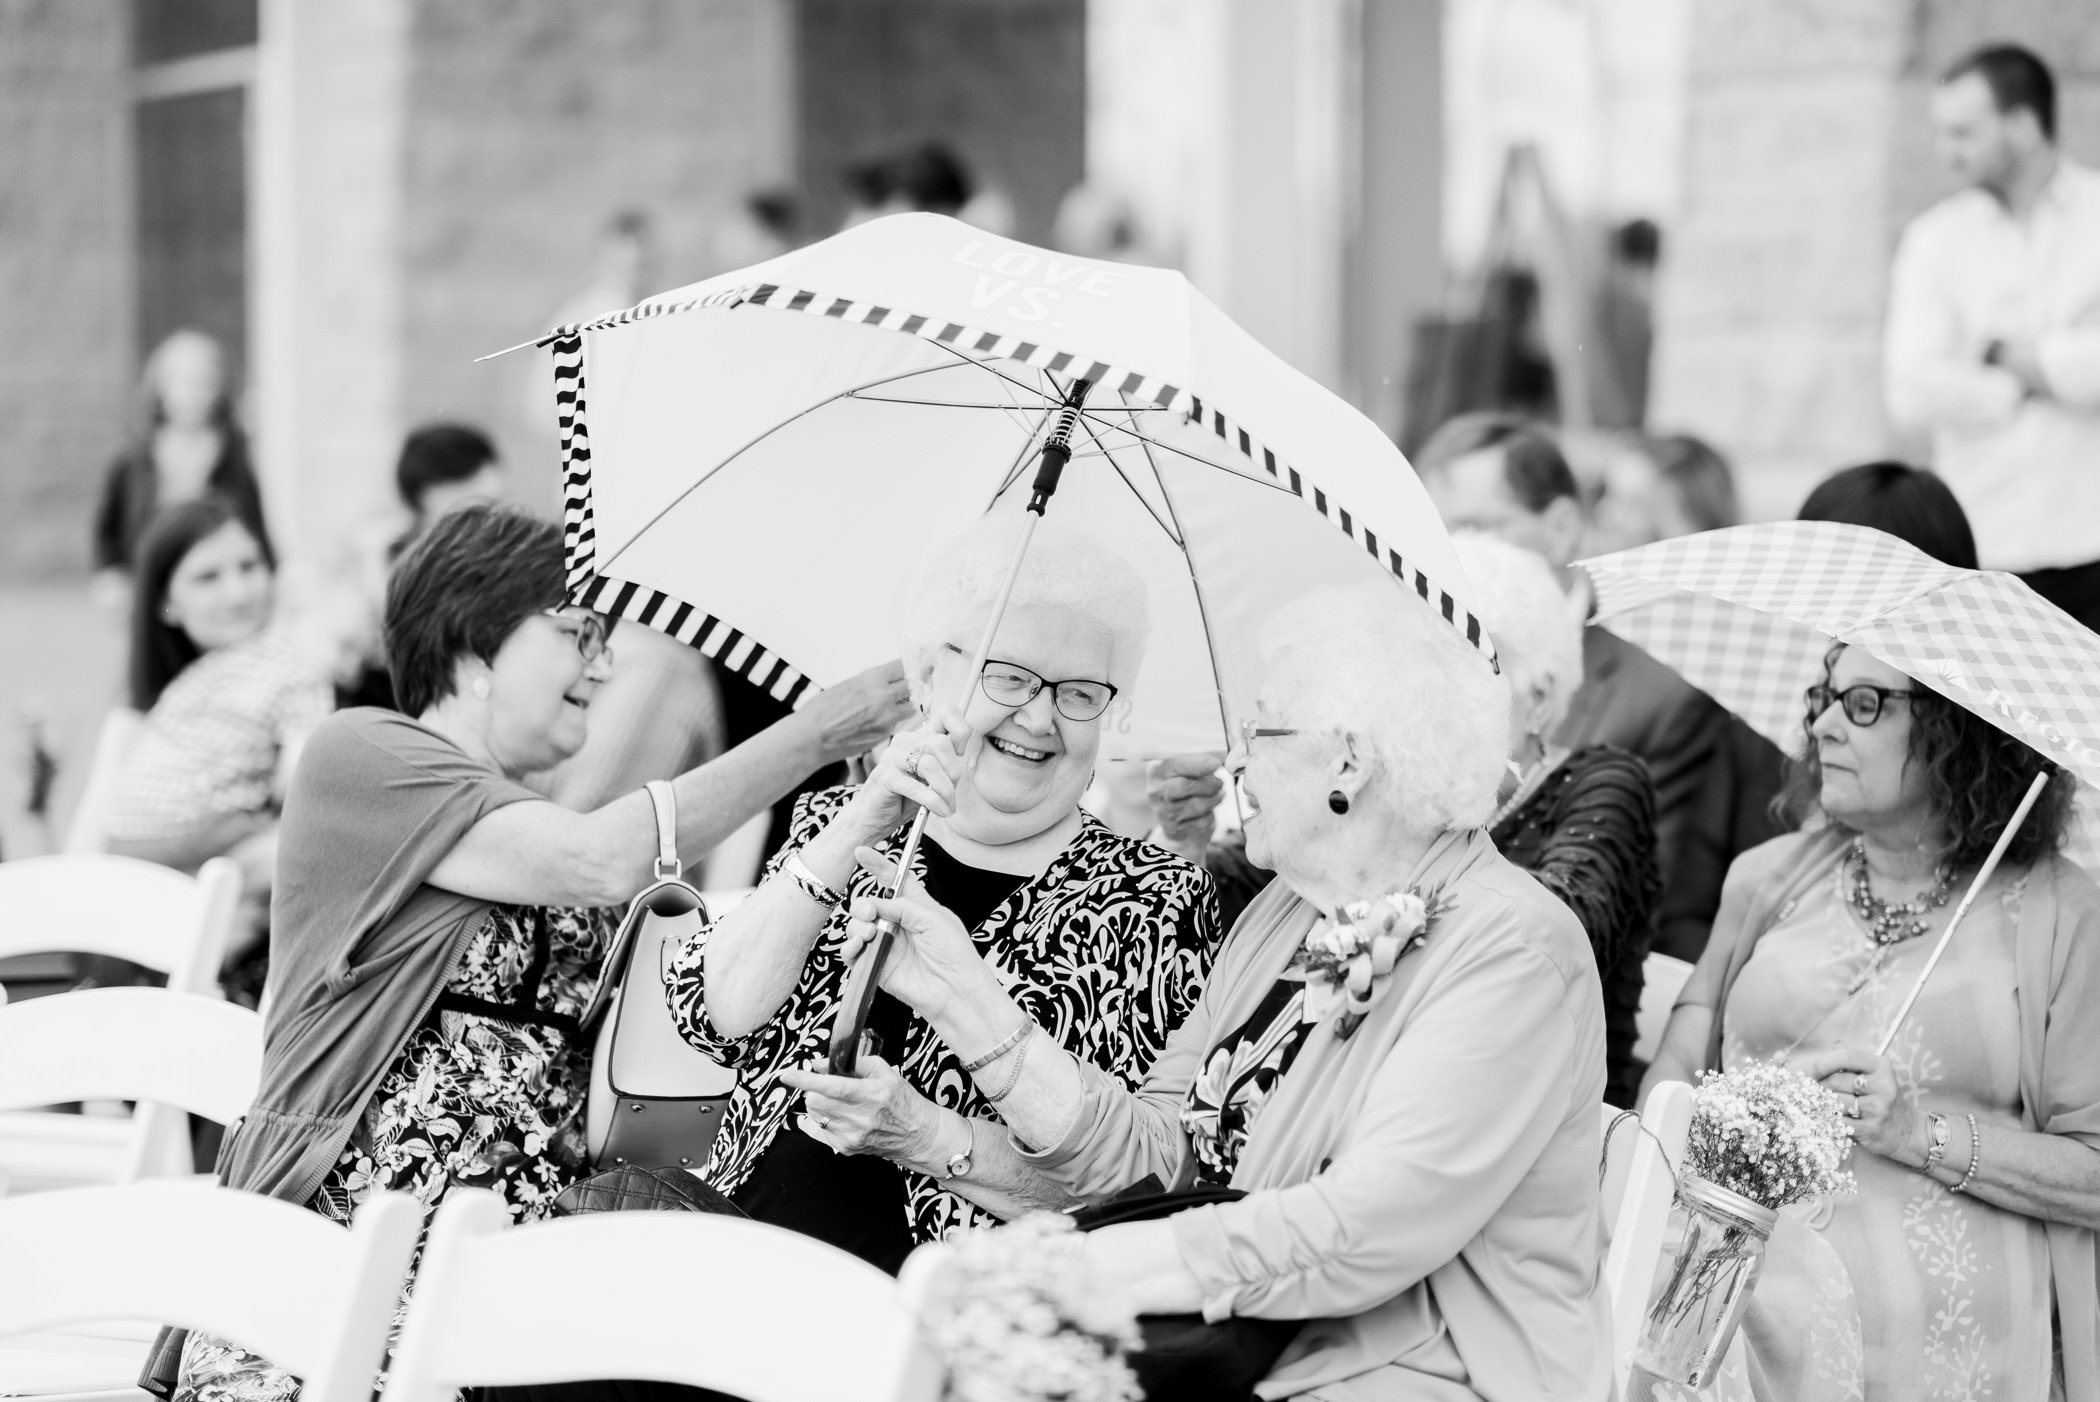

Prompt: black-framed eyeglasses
[
  {"left": 1238, "top": 719, "right": 1300, "bottom": 749},
  {"left": 542, "top": 609, "right": 613, "bottom": 666},
  {"left": 1805, "top": 682, "right": 1915, "bottom": 728},
  {"left": 946, "top": 646, "right": 1118, "bottom": 721}
]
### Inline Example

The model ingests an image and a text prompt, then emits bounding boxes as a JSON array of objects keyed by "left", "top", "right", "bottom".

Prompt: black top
[
  {"left": 92, "top": 429, "right": 270, "bottom": 572},
  {"left": 728, "top": 836, "right": 1026, "bottom": 1274},
  {"left": 1491, "top": 745, "right": 1661, "bottom": 1109}
]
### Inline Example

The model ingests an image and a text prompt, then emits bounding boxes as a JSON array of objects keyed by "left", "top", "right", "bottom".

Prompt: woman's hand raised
[
  {"left": 803, "top": 659, "right": 916, "bottom": 766},
  {"left": 836, "top": 704, "right": 972, "bottom": 843}
]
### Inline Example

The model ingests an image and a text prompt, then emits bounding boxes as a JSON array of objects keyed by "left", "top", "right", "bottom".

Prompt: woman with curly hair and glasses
[{"left": 1641, "top": 642, "right": 2100, "bottom": 1401}]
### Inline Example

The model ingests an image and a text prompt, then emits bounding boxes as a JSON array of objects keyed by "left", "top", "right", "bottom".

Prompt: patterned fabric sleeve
[
  {"left": 1525, "top": 747, "right": 1661, "bottom": 980},
  {"left": 663, "top": 785, "right": 851, "bottom": 1069}
]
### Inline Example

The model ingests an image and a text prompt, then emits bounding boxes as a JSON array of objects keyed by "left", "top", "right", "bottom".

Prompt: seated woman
[
  {"left": 836, "top": 580, "right": 1612, "bottom": 1399},
  {"left": 1455, "top": 532, "right": 1661, "bottom": 1107},
  {"left": 166, "top": 504, "right": 910, "bottom": 1402},
  {"left": 102, "top": 496, "right": 334, "bottom": 980},
  {"left": 675, "top": 514, "right": 1219, "bottom": 1269},
  {"left": 1641, "top": 644, "right": 2100, "bottom": 1400}
]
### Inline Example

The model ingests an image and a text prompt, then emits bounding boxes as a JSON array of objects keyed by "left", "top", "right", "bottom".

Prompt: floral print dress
[{"left": 175, "top": 902, "right": 612, "bottom": 1402}]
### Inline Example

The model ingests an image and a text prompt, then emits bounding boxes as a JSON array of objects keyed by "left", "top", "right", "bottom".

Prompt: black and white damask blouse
[{"left": 666, "top": 784, "right": 1220, "bottom": 1244}]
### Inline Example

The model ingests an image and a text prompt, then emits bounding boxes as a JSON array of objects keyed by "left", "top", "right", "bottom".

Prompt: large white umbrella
[{"left": 515, "top": 212, "right": 1496, "bottom": 760}]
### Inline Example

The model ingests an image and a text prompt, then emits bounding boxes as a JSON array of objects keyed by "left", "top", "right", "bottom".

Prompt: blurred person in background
[
  {"left": 1417, "top": 412, "right": 1756, "bottom": 963},
  {"left": 1887, "top": 43, "right": 2100, "bottom": 632},
  {"left": 1590, "top": 431, "right": 1739, "bottom": 553},
  {"left": 839, "top": 142, "right": 973, "bottom": 230},
  {"left": 1456, "top": 531, "right": 1660, "bottom": 1108},
  {"left": 394, "top": 423, "right": 508, "bottom": 550},
  {"left": 1797, "top": 460, "right": 1981, "bottom": 570},
  {"left": 1593, "top": 218, "right": 1661, "bottom": 429},
  {"left": 709, "top": 188, "right": 801, "bottom": 272},
  {"left": 92, "top": 329, "right": 269, "bottom": 616},
  {"left": 104, "top": 495, "right": 334, "bottom": 996},
  {"left": 0, "top": 711, "right": 56, "bottom": 862}
]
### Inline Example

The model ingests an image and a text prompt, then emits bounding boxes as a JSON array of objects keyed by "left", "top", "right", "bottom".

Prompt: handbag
[
  {"left": 1072, "top": 1178, "right": 1302, "bottom": 1402},
  {"left": 551, "top": 1161, "right": 748, "bottom": 1218},
  {"left": 580, "top": 779, "right": 738, "bottom": 1172}
]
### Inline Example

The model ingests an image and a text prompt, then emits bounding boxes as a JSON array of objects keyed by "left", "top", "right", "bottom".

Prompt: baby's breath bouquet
[
  {"left": 1684, "top": 1058, "right": 1857, "bottom": 1209},
  {"left": 920, "top": 1213, "right": 1141, "bottom": 1402},
  {"left": 1633, "top": 1060, "right": 1856, "bottom": 1389}
]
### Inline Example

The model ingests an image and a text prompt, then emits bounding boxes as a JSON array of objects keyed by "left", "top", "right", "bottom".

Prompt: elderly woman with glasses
[
  {"left": 1641, "top": 643, "right": 2100, "bottom": 1401},
  {"left": 829, "top": 579, "right": 1613, "bottom": 1399},
  {"left": 167, "top": 504, "right": 911, "bottom": 1402},
  {"left": 672, "top": 514, "right": 1218, "bottom": 1272}
]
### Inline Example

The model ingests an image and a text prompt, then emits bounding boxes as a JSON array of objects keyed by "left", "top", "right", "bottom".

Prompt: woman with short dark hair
[
  {"left": 1642, "top": 642, "right": 2100, "bottom": 1398},
  {"left": 169, "top": 504, "right": 910, "bottom": 1402},
  {"left": 1796, "top": 461, "right": 1980, "bottom": 570}
]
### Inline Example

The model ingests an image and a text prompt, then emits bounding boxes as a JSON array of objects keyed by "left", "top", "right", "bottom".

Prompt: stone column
[{"left": 1651, "top": 0, "right": 2100, "bottom": 520}]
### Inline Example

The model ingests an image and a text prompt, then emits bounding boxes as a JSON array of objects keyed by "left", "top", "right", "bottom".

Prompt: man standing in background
[{"left": 1886, "top": 43, "right": 2100, "bottom": 631}]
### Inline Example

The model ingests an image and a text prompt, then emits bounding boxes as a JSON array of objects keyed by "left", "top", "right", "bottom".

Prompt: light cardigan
[{"left": 1020, "top": 829, "right": 1612, "bottom": 1401}]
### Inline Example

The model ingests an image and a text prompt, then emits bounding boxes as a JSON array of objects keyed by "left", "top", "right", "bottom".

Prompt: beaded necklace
[{"left": 1843, "top": 837, "right": 1956, "bottom": 945}]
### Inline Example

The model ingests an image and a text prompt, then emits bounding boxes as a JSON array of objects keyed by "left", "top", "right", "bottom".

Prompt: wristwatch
[
  {"left": 1923, "top": 1111, "right": 1952, "bottom": 1173},
  {"left": 939, "top": 1118, "right": 974, "bottom": 1180}
]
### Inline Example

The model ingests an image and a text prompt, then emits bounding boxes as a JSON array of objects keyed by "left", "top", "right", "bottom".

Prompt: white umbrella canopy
[{"left": 538, "top": 213, "right": 1494, "bottom": 758}]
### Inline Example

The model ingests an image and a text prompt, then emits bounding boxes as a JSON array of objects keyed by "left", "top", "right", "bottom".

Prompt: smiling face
[
  {"left": 1931, "top": 72, "right": 2037, "bottom": 192},
  {"left": 1810, "top": 647, "right": 1933, "bottom": 835},
  {"left": 1424, "top": 447, "right": 1585, "bottom": 569},
  {"left": 162, "top": 520, "right": 272, "bottom": 653},
  {"left": 1228, "top": 681, "right": 1349, "bottom": 882},
  {"left": 922, "top": 603, "right": 1111, "bottom": 846},
  {"left": 479, "top": 608, "right": 613, "bottom": 777}
]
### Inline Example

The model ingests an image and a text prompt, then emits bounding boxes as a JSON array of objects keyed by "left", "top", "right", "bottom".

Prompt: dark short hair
[
  {"left": 1646, "top": 433, "right": 1737, "bottom": 533},
  {"left": 1613, "top": 218, "right": 1662, "bottom": 267},
  {"left": 888, "top": 143, "right": 973, "bottom": 214},
  {"left": 385, "top": 503, "right": 567, "bottom": 717},
  {"left": 129, "top": 494, "right": 273, "bottom": 711},
  {"left": 395, "top": 423, "right": 499, "bottom": 514},
  {"left": 1778, "top": 644, "right": 2073, "bottom": 869},
  {"left": 1414, "top": 412, "right": 1579, "bottom": 512},
  {"left": 1797, "top": 461, "right": 1979, "bottom": 570},
  {"left": 1943, "top": 43, "right": 2056, "bottom": 141}
]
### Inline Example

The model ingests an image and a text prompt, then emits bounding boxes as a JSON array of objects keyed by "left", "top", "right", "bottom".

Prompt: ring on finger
[
  {"left": 814, "top": 1113, "right": 831, "bottom": 1130},
  {"left": 1846, "top": 1097, "right": 1861, "bottom": 1120},
  {"left": 901, "top": 748, "right": 925, "bottom": 783},
  {"left": 1853, "top": 1073, "right": 1868, "bottom": 1097}
]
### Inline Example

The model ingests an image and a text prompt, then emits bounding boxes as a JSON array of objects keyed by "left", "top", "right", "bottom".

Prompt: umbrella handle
[
  {"left": 826, "top": 379, "right": 1095, "bottom": 1075},
  {"left": 1874, "top": 770, "right": 2051, "bottom": 1057}
]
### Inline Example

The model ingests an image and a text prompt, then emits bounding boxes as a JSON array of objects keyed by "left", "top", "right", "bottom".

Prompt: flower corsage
[{"left": 1285, "top": 889, "right": 1446, "bottom": 1039}]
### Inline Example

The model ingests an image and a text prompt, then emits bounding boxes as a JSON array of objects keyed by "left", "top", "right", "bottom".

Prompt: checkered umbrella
[{"left": 1577, "top": 521, "right": 2100, "bottom": 791}]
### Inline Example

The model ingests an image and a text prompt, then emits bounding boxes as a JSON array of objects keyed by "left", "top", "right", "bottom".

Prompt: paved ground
[{"left": 0, "top": 583, "right": 127, "bottom": 841}]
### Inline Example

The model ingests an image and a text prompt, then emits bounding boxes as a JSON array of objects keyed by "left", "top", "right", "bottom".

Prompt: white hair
[
  {"left": 1449, "top": 531, "right": 1584, "bottom": 739},
  {"left": 1259, "top": 580, "right": 1509, "bottom": 831},
  {"left": 902, "top": 512, "right": 1151, "bottom": 702}
]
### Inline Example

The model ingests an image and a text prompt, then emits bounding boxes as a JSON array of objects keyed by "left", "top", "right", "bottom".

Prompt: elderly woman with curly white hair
[
  {"left": 845, "top": 579, "right": 1612, "bottom": 1400},
  {"left": 1454, "top": 531, "right": 1661, "bottom": 1109},
  {"left": 667, "top": 513, "right": 1218, "bottom": 1273}
]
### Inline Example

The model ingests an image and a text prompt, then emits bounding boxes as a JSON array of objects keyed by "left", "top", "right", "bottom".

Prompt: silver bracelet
[
  {"left": 1953, "top": 1112, "right": 1982, "bottom": 1194},
  {"left": 984, "top": 1032, "right": 1034, "bottom": 1102},
  {"left": 782, "top": 850, "right": 844, "bottom": 908},
  {"left": 960, "top": 1021, "right": 1032, "bottom": 1074}
]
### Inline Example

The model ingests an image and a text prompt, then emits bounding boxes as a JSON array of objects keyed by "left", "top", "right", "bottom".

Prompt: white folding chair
[
  {"left": 1598, "top": 1080, "right": 1693, "bottom": 1393},
  {"left": 1632, "top": 952, "right": 1694, "bottom": 1066},
  {"left": 0, "top": 990, "right": 263, "bottom": 1191},
  {"left": 0, "top": 1183, "right": 419, "bottom": 1402},
  {"left": 389, "top": 1190, "right": 943, "bottom": 1402},
  {"left": 61, "top": 711, "right": 144, "bottom": 857},
  {"left": 0, "top": 855, "right": 240, "bottom": 997}
]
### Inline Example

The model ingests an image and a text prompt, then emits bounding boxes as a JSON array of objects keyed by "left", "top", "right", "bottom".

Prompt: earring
[
  {"left": 470, "top": 676, "right": 491, "bottom": 701},
  {"left": 1328, "top": 790, "right": 1349, "bottom": 815}
]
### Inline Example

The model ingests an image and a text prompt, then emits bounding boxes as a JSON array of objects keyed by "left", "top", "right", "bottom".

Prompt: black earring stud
[{"left": 1328, "top": 790, "right": 1349, "bottom": 815}]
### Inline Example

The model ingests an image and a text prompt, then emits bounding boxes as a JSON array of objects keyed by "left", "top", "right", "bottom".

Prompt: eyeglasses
[
  {"left": 947, "top": 646, "right": 1118, "bottom": 722},
  {"left": 1805, "top": 682, "right": 1915, "bottom": 728},
  {"left": 542, "top": 609, "right": 613, "bottom": 666},
  {"left": 1238, "top": 719, "right": 1300, "bottom": 749}
]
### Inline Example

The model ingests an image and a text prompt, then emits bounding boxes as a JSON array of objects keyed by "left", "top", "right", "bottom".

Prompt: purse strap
[{"left": 646, "top": 779, "right": 680, "bottom": 881}]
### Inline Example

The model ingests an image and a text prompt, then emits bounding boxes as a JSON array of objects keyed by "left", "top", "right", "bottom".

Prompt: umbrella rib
[
  {"left": 1072, "top": 409, "right": 1306, "bottom": 500},
  {"left": 594, "top": 359, "right": 1058, "bottom": 572},
  {"left": 1117, "top": 392, "right": 1240, "bottom": 754},
  {"left": 1074, "top": 414, "right": 1182, "bottom": 545}
]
